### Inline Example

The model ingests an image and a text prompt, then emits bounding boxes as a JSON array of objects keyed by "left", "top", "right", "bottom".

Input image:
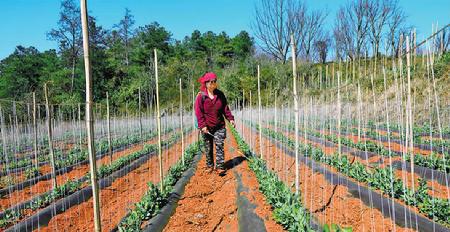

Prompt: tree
[
  {"left": 113, "top": 8, "right": 135, "bottom": 67},
  {"left": 88, "top": 16, "right": 111, "bottom": 101},
  {"left": 231, "top": 31, "right": 254, "bottom": 59},
  {"left": 47, "top": 0, "right": 82, "bottom": 92},
  {"left": 0, "top": 47, "right": 63, "bottom": 101},
  {"left": 313, "top": 32, "right": 330, "bottom": 64},
  {"left": 252, "top": 0, "right": 307, "bottom": 63},
  {"left": 301, "top": 9, "right": 327, "bottom": 61},
  {"left": 387, "top": 6, "right": 406, "bottom": 56},
  {"left": 366, "top": 0, "right": 401, "bottom": 56},
  {"left": 334, "top": 0, "right": 369, "bottom": 60},
  {"left": 131, "top": 22, "right": 172, "bottom": 66}
]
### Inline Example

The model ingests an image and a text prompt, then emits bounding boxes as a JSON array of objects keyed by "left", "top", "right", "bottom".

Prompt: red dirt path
[{"left": 164, "top": 127, "right": 284, "bottom": 232}]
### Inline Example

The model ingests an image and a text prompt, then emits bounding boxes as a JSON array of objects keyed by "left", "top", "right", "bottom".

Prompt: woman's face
[{"left": 206, "top": 80, "right": 217, "bottom": 91}]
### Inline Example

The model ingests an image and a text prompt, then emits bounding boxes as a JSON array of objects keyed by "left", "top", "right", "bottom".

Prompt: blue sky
[{"left": 0, "top": 0, "right": 448, "bottom": 59}]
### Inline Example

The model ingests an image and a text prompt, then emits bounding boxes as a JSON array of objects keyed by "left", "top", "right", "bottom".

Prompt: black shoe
[{"left": 215, "top": 166, "right": 226, "bottom": 177}]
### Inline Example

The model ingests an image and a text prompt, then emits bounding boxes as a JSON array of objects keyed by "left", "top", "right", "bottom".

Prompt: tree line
[
  {"left": 0, "top": 0, "right": 253, "bottom": 112},
  {"left": 1, "top": 0, "right": 449, "bottom": 115}
]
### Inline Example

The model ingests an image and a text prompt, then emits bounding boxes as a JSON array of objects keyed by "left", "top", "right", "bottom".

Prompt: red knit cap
[{"left": 198, "top": 72, "right": 217, "bottom": 92}]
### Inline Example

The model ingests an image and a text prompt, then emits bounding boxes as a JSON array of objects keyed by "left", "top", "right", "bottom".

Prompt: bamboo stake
[
  {"left": 33, "top": 92, "right": 38, "bottom": 169},
  {"left": 248, "top": 91, "right": 253, "bottom": 150},
  {"left": 0, "top": 105, "right": 10, "bottom": 175},
  {"left": 257, "top": 65, "right": 263, "bottom": 159},
  {"left": 290, "top": 34, "right": 300, "bottom": 195},
  {"left": 154, "top": 49, "right": 163, "bottom": 191},
  {"left": 139, "top": 87, "right": 143, "bottom": 140},
  {"left": 44, "top": 84, "right": 57, "bottom": 189},
  {"left": 106, "top": 92, "right": 112, "bottom": 164},
  {"left": 80, "top": 0, "right": 102, "bottom": 230},
  {"left": 357, "top": 83, "right": 362, "bottom": 141},
  {"left": 337, "top": 72, "right": 342, "bottom": 155},
  {"left": 241, "top": 89, "right": 244, "bottom": 134},
  {"left": 406, "top": 36, "right": 415, "bottom": 191},
  {"left": 192, "top": 84, "right": 195, "bottom": 129},
  {"left": 179, "top": 78, "right": 185, "bottom": 165}
]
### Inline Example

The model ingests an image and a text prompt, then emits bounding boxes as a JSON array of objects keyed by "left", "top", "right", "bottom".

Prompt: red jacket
[{"left": 195, "top": 89, "right": 234, "bottom": 130}]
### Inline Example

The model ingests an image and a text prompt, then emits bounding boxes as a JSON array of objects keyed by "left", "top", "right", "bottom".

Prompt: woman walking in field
[{"left": 195, "top": 72, "right": 235, "bottom": 174}]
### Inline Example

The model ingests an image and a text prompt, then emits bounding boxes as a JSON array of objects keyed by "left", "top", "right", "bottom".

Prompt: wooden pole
[
  {"left": 0, "top": 105, "right": 10, "bottom": 175},
  {"left": 32, "top": 92, "right": 38, "bottom": 169},
  {"left": 406, "top": 36, "right": 415, "bottom": 191},
  {"left": 357, "top": 83, "right": 362, "bottom": 141},
  {"left": 154, "top": 49, "right": 163, "bottom": 191},
  {"left": 78, "top": 103, "right": 82, "bottom": 147},
  {"left": 337, "top": 72, "right": 342, "bottom": 155},
  {"left": 80, "top": 0, "right": 102, "bottom": 231},
  {"left": 249, "top": 91, "right": 252, "bottom": 150},
  {"left": 179, "top": 78, "right": 185, "bottom": 165},
  {"left": 106, "top": 92, "right": 112, "bottom": 164},
  {"left": 290, "top": 34, "right": 300, "bottom": 195},
  {"left": 192, "top": 84, "right": 195, "bottom": 129},
  {"left": 257, "top": 65, "right": 263, "bottom": 159},
  {"left": 44, "top": 84, "right": 57, "bottom": 189},
  {"left": 139, "top": 87, "right": 143, "bottom": 140},
  {"left": 241, "top": 89, "right": 244, "bottom": 134}
]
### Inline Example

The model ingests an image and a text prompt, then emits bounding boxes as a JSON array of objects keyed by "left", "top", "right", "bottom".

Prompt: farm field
[{"left": 0, "top": 0, "right": 449, "bottom": 231}]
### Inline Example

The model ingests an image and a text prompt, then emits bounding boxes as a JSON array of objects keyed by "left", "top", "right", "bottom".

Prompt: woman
[{"left": 194, "top": 72, "right": 235, "bottom": 174}]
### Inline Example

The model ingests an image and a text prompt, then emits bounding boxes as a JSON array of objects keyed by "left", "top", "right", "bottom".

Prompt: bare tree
[
  {"left": 334, "top": 8, "right": 353, "bottom": 61},
  {"left": 333, "top": 0, "right": 369, "bottom": 61},
  {"left": 366, "top": 0, "right": 399, "bottom": 56},
  {"left": 435, "top": 27, "right": 450, "bottom": 53},
  {"left": 114, "top": 8, "right": 135, "bottom": 66},
  {"left": 387, "top": 5, "right": 406, "bottom": 56},
  {"left": 252, "top": 0, "right": 307, "bottom": 63},
  {"left": 314, "top": 32, "right": 331, "bottom": 64},
  {"left": 47, "top": 0, "right": 82, "bottom": 92},
  {"left": 301, "top": 9, "right": 327, "bottom": 61}
]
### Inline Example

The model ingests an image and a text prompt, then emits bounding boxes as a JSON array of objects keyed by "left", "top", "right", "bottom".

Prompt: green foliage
[
  {"left": 230, "top": 126, "right": 315, "bottom": 232},
  {"left": 24, "top": 167, "right": 41, "bottom": 179},
  {"left": 118, "top": 141, "right": 201, "bottom": 231},
  {"left": 0, "top": 128, "right": 186, "bottom": 229},
  {"left": 258, "top": 123, "right": 450, "bottom": 226},
  {"left": 434, "top": 52, "right": 450, "bottom": 78},
  {"left": 322, "top": 224, "right": 353, "bottom": 232}
]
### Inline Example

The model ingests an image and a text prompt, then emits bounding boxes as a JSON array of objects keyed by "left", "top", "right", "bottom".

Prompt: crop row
[{"left": 258, "top": 126, "right": 450, "bottom": 226}]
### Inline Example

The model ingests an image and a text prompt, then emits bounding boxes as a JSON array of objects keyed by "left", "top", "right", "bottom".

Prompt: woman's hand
[
  {"left": 230, "top": 120, "right": 235, "bottom": 128},
  {"left": 201, "top": 127, "right": 209, "bottom": 134}
]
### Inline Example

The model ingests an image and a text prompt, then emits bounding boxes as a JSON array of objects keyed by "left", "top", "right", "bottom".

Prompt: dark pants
[{"left": 202, "top": 127, "right": 226, "bottom": 169}]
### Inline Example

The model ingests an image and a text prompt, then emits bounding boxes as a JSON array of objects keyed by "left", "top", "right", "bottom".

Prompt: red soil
[
  {"left": 38, "top": 131, "right": 196, "bottom": 232},
  {"left": 164, "top": 127, "right": 284, "bottom": 232},
  {"left": 245, "top": 123, "right": 416, "bottom": 232},
  {"left": 320, "top": 129, "right": 436, "bottom": 156},
  {"left": 394, "top": 169, "right": 450, "bottom": 199},
  {"left": 0, "top": 131, "right": 177, "bottom": 212}
]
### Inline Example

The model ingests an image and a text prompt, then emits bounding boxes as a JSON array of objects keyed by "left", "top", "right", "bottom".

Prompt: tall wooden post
[
  {"left": 179, "top": 78, "right": 185, "bottom": 165},
  {"left": 80, "top": 0, "right": 102, "bottom": 231},
  {"left": 154, "top": 49, "right": 163, "bottom": 191},
  {"left": 106, "top": 92, "right": 112, "bottom": 164},
  {"left": 33, "top": 92, "right": 39, "bottom": 169},
  {"left": 241, "top": 89, "right": 244, "bottom": 134},
  {"left": 139, "top": 87, "right": 143, "bottom": 140},
  {"left": 337, "top": 72, "right": 342, "bottom": 155},
  {"left": 44, "top": 84, "right": 57, "bottom": 189},
  {"left": 192, "top": 83, "right": 195, "bottom": 129},
  {"left": 290, "top": 34, "right": 300, "bottom": 195},
  {"left": 406, "top": 36, "right": 415, "bottom": 190},
  {"left": 257, "top": 65, "right": 263, "bottom": 159}
]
